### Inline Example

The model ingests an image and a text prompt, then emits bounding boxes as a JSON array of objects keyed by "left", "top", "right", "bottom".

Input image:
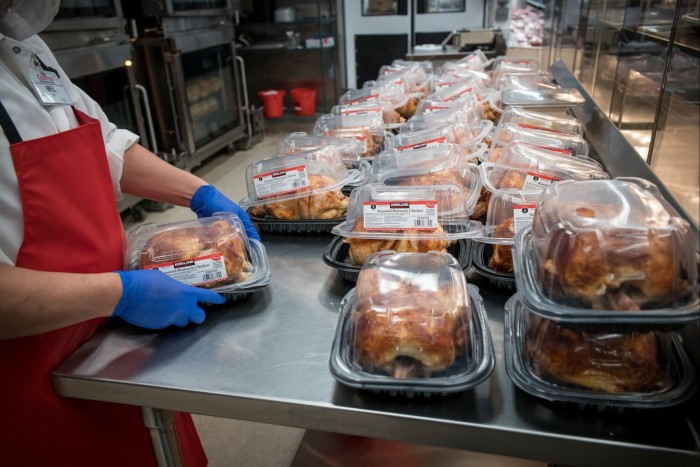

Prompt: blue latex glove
[
  {"left": 113, "top": 270, "right": 226, "bottom": 329},
  {"left": 190, "top": 185, "right": 260, "bottom": 241}
]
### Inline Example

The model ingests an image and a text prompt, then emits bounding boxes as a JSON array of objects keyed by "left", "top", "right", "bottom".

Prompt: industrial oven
[{"left": 124, "top": 0, "right": 247, "bottom": 170}]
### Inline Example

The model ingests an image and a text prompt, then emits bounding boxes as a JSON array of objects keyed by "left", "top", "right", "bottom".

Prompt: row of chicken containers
[{"left": 122, "top": 52, "right": 698, "bottom": 403}]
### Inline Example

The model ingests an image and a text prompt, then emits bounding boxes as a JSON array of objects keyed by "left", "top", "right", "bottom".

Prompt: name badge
[{"left": 28, "top": 66, "right": 73, "bottom": 106}]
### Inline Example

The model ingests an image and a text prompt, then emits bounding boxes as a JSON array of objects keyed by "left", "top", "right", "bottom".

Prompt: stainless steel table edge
[{"left": 50, "top": 371, "right": 700, "bottom": 467}]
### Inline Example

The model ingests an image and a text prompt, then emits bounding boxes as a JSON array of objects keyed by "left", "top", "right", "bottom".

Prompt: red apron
[{"left": 0, "top": 104, "right": 207, "bottom": 467}]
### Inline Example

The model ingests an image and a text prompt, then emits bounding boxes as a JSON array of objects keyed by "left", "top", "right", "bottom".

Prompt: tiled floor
[{"left": 121, "top": 117, "right": 546, "bottom": 467}]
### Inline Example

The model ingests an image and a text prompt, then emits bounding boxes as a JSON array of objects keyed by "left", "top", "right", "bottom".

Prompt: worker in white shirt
[{"left": 0, "top": 1, "right": 259, "bottom": 465}]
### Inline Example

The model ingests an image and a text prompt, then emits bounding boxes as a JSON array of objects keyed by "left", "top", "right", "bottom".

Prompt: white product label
[
  {"left": 445, "top": 87, "right": 473, "bottom": 102},
  {"left": 143, "top": 253, "right": 228, "bottom": 287},
  {"left": 513, "top": 204, "right": 537, "bottom": 233},
  {"left": 396, "top": 136, "right": 447, "bottom": 151},
  {"left": 354, "top": 135, "right": 369, "bottom": 152},
  {"left": 362, "top": 200, "right": 438, "bottom": 231},
  {"left": 523, "top": 171, "right": 559, "bottom": 190},
  {"left": 422, "top": 103, "right": 451, "bottom": 113},
  {"left": 345, "top": 93, "right": 380, "bottom": 105},
  {"left": 340, "top": 107, "right": 382, "bottom": 116},
  {"left": 533, "top": 145, "right": 573, "bottom": 156},
  {"left": 253, "top": 165, "right": 309, "bottom": 199}
]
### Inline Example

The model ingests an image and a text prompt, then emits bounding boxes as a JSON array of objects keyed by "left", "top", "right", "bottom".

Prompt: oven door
[
  {"left": 168, "top": 28, "right": 244, "bottom": 167},
  {"left": 162, "top": 0, "right": 232, "bottom": 16}
]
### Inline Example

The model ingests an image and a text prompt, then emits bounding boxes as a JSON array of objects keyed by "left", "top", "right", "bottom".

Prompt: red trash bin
[
  {"left": 257, "top": 89, "right": 286, "bottom": 118},
  {"left": 291, "top": 87, "right": 317, "bottom": 116}
]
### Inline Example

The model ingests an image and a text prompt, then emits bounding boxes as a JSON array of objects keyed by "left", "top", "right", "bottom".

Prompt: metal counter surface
[{"left": 53, "top": 232, "right": 700, "bottom": 467}]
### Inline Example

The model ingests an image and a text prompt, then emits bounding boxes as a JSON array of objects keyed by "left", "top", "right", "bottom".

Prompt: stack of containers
[
  {"left": 125, "top": 213, "right": 272, "bottom": 301},
  {"left": 329, "top": 250, "right": 495, "bottom": 396},
  {"left": 323, "top": 145, "right": 483, "bottom": 280},
  {"left": 505, "top": 178, "right": 698, "bottom": 409}
]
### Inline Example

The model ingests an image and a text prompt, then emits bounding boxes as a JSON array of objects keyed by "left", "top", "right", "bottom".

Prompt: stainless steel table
[{"left": 53, "top": 232, "right": 700, "bottom": 467}]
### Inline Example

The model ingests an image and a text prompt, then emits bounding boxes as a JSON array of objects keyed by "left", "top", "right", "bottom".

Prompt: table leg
[{"left": 141, "top": 407, "right": 184, "bottom": 467}]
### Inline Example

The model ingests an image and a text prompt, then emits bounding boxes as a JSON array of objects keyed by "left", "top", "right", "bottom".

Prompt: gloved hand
[
  {"left": 190, "top": 185, "right": 260, "bottom": 241},
  {"left": 113, "top": 270, "right": 226, "bottom": 329}
]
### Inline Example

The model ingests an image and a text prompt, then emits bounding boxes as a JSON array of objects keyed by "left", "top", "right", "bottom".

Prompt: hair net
[{"left": 0, "top": 0, "right": 60, "bottom": 41}]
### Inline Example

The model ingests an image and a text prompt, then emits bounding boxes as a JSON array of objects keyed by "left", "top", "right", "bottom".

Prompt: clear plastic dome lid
[
  {"left": 125, "top": 213, "right": 271, "bottom": 293},
  {"left": 521, "top": 178, "right": 699, "bottom": 315},
  {"left": 475, "top": 188, "right": 543, "bottom": 245},
  {"left": 313, "top": 113, "right": 386, "bottom": 158},
  {"left": 276, "top": 132, "right": 363, "bottom": 166},
  {"left": 239, "top": 146, "right": 351, "bottom": 207},
  {"left": 480, "top": 142, "right": 609, "bottom": 193},
  {"left": 485, "top": 123, "right": 589, "bottom": 162},
  {"left": 402, "top": 102, "right": 481, "bottom": 132},
  {"left": 501, "top": 88, "right": 585, "bottom": 109},
  {"left": 332, "top": 183, "right": 483, "bottom": 244},
  {"left": 386, "top": 122, "right": 489, "bottom": 152},
  {"left": 498, "top": 106, "right": 584, "bottom": 135},
  {"left": 368, "top": 145, "right": 482, "bottom": 214}
]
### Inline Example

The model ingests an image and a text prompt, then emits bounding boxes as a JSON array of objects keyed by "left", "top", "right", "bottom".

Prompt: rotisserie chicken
[
  {"left": 250, "top": 174, "right": 348, "bottom": 220},
  {"left": 489, "top": 217, "right": 516, "bottom": 273},
  {"left": 345, "top": 220, "right": 451, "bottom": 266},
  {"left": 352, "top": 268, "right": 469, "bottom": 378},
  {"left": 139, "top": 220, "right": 253, "bottom": 286},
  {"left": 525, "top": 313, "right": 670, "bottom": 393},
  {"left": 326, "top": 127, "right": 383, "bottom": 157}
]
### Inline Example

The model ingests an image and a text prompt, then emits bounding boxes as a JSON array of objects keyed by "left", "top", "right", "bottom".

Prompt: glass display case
[{"left": 543, "top": 0, "right": 699, "bottom": 225}]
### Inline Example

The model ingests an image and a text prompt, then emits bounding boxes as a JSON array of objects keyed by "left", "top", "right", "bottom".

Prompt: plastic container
[
  {"left": 513, "top": 178, "right": 699, "bottom": 325},
  {"left": 479, "top": 142, "right": 609, "bottom": 193},
  {"left": 238, "top": 146, "right": 352, "bottom": 224},
  {"left": 386, "top": 122, "right": 485, "bottom": 152},
  {"left": 484, "top": 123, "right": 589, "bottom": 162},
  {"left": 276, "top": 131, "right": 363, "bottom": 168},
  {"left": 501, "top": 88, "right": 585, "bottom": 109},
  {"left": 453, "top": 49, "right": 491, "bottom": 70},
  {"left": 476, "top": 188, "right": 542, "bottom": 244},
  {"left": 415, "top": 95, "right": 483, "bottom": 117},
  {"left": 492, "top": 57, "right": 540, "bottom": 73},
  {"left": 367, "top": 146, "right": 482, "bottom": 214},
  {"left": 313, "top": 113, "right": 386, "bottom": 158},
  {"left": 257, "top": 89, "right": 286, "bottom": 118},
  {"left": 471, "top": 242, "right": 516, "bottom": 290},
  {"left": 402, "top": 102, "right": 482, "bottom": 132},
  {"left": 504, "top": 294, "right": 697, "bottom": 409},
  {"left": 498, "top": 106, "right": 585, "bottom": 135},
  {"left": 491, "top": 72, "right": 554, "bottom": 91},
  {"left": 435, "top": 63, "right": 491, "bottom": 87},
  {"left": 125, "top": 213, "right": 271, "bottom": 296},
  {"left": 427, "top": 80, "right": 482, "bottom": 104},
  {"left": 322, "top": 233, "right": 472, "bottom": 282},
  {"left": 332, "top": 101, "right": 405, "bottom": 129},
  {"left": 332, "top": 184, "right": 483, "bottom": 264},
  {"left": 329, "top": 251, "right": 495, "bottom": 396},
  {"left": 291, "top": 88, "right": 316, "bottom": 116}
]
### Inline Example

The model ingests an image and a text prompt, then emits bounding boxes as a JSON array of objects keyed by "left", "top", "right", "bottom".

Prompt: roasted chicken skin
[
  {"left": 352, "top": 269, "right": 469, "bottom": 378},
  {"left": 139, "top": 220, "right": 253, "bottom": 286},
  {"left": 489, "top": 217, "right": 516, "bottom": 273},
  {"left": 538, "top": 206, "right": 686, "bottom": 310},
  {"left": 345, "top": 220, "right": 451, "bottom": 266},
  {"left": 326, "top": 127, "right": 383, "bottom": 157},
  {"left": 250, "top": 174, "right": 349, "bottom": 220},
  {"left": 525, "top": 314, "right": 670, "bottom": 393}
]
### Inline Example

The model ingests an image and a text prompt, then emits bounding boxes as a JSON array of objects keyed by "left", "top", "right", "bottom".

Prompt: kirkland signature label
[
  {"left": 143, "top": 253, "right": 228, "bottom": 287},
  {"left": 253, "top": 165, "right": 309, "bottom": 199},
  {"left": 513, "top": 204, "right": 537, "bottom": 233},
  {"left": 522, "top": 172, "right": 559, "bottom": 191},
  {"left": 363, "top": 200, "right": 438, "bottom": 230}
]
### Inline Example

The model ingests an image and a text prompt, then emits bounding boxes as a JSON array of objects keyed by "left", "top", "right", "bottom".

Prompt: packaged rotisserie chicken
[
  {"left": 385, "top": 121, "right": 485, "bottom": 156},
  {"left": 512, "top": 178, "right": 699, "bottom": 324},
  {"left": 125, "top": 213, "right": 271, "bottom": 297},
  {"left": 498, "top": 106, "right": 584, "bottom": 135},
  {"left": 325, "top": 184, "right": 481, "bottom": 279},
  {"left": 368, "top": 145, "right": 482, "bottom": 214},
  {"left": 484, "top": 123, "right": 589, "bottom": 162},
  {"left": 471, "top": 189, "right": 542, "bottom": 288},
  {"left": 401, "top": 101, "right": 482, "bottom": 132},
  {"left": 501, "top": 88, "right": 585, "bottom": 110},
  {"left": 491, "top": 72, "right": 555, "bottom": 91},
  {"left": 239, "top": 146, "right": 353, "bottom": 232},
  {"left": 504, "top": 294, "right": 696, "bottom": 408},
  {"left": 479, "top": 142, "right": 608, "bottom": 193},
  {"left": 276, "top": 131, "right": 364, "bottom": 168},
  {"left": 313, "top": 112, "right": 386, "bottom": 158},
  {"left": 329, "top": 251, "right": 494, "bottom": 395}
]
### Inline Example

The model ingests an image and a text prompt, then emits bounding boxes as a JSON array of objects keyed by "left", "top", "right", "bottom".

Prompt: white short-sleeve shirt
[{"left": 0, "top": 33, "right": 139, "bottom": 265}]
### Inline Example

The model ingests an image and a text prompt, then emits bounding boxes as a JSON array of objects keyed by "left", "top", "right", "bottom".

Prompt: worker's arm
[{"left": 0, "top": 264, "right": 119, "bottom": 339}]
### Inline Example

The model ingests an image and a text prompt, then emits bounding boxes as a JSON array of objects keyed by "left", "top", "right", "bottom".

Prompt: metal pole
[{"left": 141, "top": 407, "right": 184, "bottom": 467}]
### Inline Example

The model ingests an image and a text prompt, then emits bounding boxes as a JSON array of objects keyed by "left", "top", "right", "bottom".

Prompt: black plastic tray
[
  {"left": 471, "top": 242, "right": 516, "bottom": 290},
  {"left": 323, "top": 235, "right": 472, "bottom": 282},
  {"left": 248, "top": 208, "right": 344, "bottom": 233}
]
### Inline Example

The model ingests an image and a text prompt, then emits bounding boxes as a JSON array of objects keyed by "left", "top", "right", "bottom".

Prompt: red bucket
[
  {"left": 291, "top": 87, "right": 317, "bottom": 116},
  {"left": 257, "top": 89, "right": 286, "bottom": 118}
]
